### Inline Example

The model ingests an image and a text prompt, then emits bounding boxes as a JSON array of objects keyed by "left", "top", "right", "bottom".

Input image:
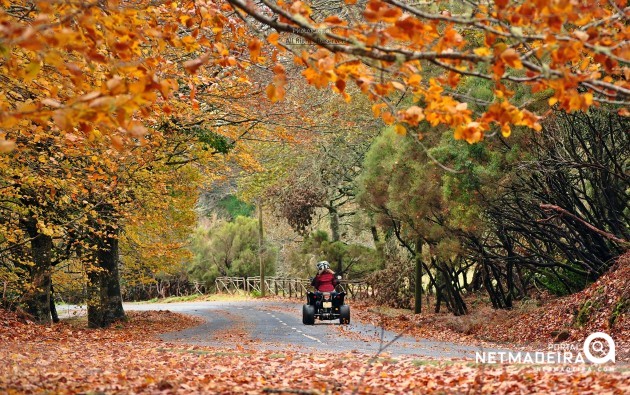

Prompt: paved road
[{"left": 123, "top": 300, "right": 508, "bottom": 359}]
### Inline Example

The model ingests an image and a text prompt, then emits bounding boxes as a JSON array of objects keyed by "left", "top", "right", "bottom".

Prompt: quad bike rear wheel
[
  {"left": 302, "top": 304, "right": 315, "bottom": 325},
  {"left": 339, "top": 305, "right": 350, "bottom": 325}
]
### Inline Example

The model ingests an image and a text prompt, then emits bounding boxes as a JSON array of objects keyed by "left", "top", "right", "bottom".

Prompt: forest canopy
[{"left": 0, "top": 0, "right": 628, "bottom": 325}]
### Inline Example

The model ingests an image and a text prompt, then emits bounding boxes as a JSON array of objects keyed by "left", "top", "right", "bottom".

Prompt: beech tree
[
  {"left": 2, "top": 0, "right": 627, "bottom": 152},
  {"left": 0, "top": 0, "right": 294, "bottom": 324},
  {"left": 226, "top": 0, "right": 628, "bottom": 142}
]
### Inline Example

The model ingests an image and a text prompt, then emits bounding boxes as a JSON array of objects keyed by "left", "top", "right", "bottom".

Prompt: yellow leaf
[
  {"left": 24, "top": 61, "right": 41, "bottom": 82},
  {"left": 394, "top": 124, "right": 407, "bottom": 136},
  {"left": 0, "top": 115, "right": 17, "bottom": 128},
  {"left": 372, "top": 103, "right": 386, "bottom": 117},
  {"left": 548, "top": 97, "right": 558, "bottom": 106},
  {"left": 17, "top": 101, "right": 38, "bottom": 113},
  {"left": 474, "top": 47, "right": 491, "bottom": 57},
  {"left": 44, "top": 51, "right": 63, "bottom": 67},
  {"left": 407, "top": 74, "right": 422, "bottom": 86},
  {"left": 583, "top": 92, "right": 593, "bottom": 106}
]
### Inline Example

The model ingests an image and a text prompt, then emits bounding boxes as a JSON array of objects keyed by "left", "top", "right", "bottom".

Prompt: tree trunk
[
  {"left": 23, "top": 218, "right": 53, "bottom": 324},
  {"left": 328, "top": 205, "right": 342, "bottom": 273},
  {"left": 50, "top": 284, "right": 59, "bottom": 323},
  {"left": 258, "top": 201, "right": 265, "bottom": 297},
  {"left": 370, "top": 216, "right": 382, "bottom": 254},
  {"left": 87, "top": 224, "right": 125, "bottom": 328},
  {"left": 434, "top": 258, "right": 468, "bottom": 316},
  {"left": 414, "top": 240, "right": 423, "bottom": 314}
]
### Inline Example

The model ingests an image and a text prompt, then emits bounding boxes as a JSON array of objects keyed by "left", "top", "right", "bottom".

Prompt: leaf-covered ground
[{"left": 1, "top": 308, "right": 628, "bottom": 394}]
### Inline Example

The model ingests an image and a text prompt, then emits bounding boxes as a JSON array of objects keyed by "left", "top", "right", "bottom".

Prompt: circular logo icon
[{"left": 583, "top": 332, "right": 615, "bottom": 364}]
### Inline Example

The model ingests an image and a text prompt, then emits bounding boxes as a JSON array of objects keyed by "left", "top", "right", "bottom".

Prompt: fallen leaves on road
[{"left": 1, "top": 308, "right": 628, "bottom": 394}]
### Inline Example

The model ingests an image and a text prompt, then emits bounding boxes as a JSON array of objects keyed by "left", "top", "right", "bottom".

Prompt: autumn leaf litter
[{"left": 2, "top": 307, "right": 629, "bottom": 394}]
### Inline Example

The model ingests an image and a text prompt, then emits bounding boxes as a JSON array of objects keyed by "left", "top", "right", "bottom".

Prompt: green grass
[{"left": 135, "top": 293, "right": 253, "bottom": 304}]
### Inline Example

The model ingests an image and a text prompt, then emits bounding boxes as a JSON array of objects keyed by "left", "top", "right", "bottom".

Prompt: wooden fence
[{"left": 214, "top": 276, "right": 374, "bottom": 300}]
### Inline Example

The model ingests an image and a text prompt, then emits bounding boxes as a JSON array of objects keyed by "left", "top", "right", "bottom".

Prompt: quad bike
[{"left": 302, "top": 290, "right": 350, "bottom": 325}]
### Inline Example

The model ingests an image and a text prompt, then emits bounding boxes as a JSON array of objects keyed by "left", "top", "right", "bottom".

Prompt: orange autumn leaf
[
  {"left": 183, "top": 52, "right": 211, "bottom": 74},
  {"left": 494, "top": 0, "right": 509, "bottom": 10},
  {"left": 398, "top": 105, "right": 425, "bottom": 126},
  {"left": 500, "top": 48, "right": 523, "bottom": 69},
  {"left": 248, "top": 38, "right": 262, "bottom": 62},
  {"left": 382, "top": 111, "right": 395, "bottom": 125},
  {"left": 324, "top": 15, "right": 346, "bottom": 25},
  {"left": 267, "top": 32, "right": 280, "bottom": 46}
]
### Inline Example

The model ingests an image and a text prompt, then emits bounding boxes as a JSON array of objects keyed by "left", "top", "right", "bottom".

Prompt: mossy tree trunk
[
  {"left": 23, "top": 217, "right": 53, "bottom": 324},
  {"left": 87, "top": 216, "right": 125, "bottom": 328}
]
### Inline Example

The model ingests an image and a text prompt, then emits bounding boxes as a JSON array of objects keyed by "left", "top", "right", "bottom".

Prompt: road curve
[{"left": 124, "top": 300, "right": 509, "bottom": 359}]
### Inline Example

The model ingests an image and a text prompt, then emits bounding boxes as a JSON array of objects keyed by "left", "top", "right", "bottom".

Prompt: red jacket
[{"left": 312, "top": 271, "right": 338, "bottom": 292}]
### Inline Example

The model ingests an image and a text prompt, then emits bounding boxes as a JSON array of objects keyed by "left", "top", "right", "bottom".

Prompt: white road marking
[{"left": 302, "top": 334, "right": 322, "bottom": 343}]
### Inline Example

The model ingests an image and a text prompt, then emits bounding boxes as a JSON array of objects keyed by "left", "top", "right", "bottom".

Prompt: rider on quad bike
[
  {"left": 311, "top": 261, "right": 338, "bottom": 292},
  {"left": 303, "top": 261, "right": 350, "bottom": 325}
]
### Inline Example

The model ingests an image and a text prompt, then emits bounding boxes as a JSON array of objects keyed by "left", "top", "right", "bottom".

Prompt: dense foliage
[
  {"left": 355, "top": 109, "right": 629, "bottom": 313},
  {"left": 188, "top": 216, "right": 277, "bottom": 289}
]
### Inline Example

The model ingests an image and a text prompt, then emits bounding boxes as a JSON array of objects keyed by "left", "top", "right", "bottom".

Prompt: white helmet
[{"left": 316, "top": 260, "right": 330, "bottom": 271}]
